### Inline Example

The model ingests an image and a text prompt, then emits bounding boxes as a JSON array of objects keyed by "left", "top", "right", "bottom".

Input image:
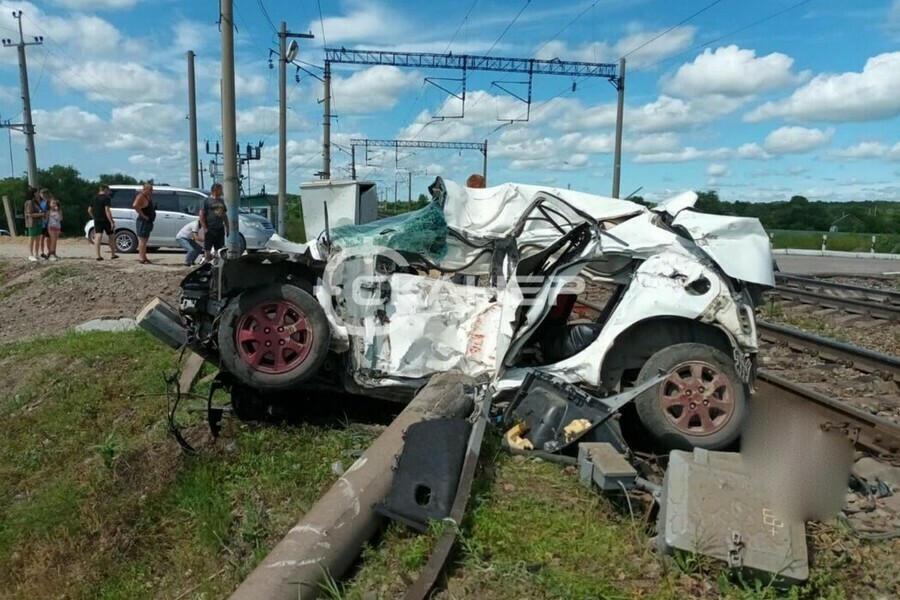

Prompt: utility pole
[
  {"left": 322, "top": 61, "right": 331, "bottom": 180},
  {"left": 1, "top": 11, "right": 42, "bottom": 187},
  {"left": 187, "top": 50, "right": 199, "bottom": 189},
  {"left": 277, "top": 22, "right": 314, "bottom": 236},
  {"left": 220, "top": 0, "right": 240, "bottom": 256},
  {"left": 482, "top": 139, "right": 488, "bottom": 184},
  {"left": 611, "top": 58, "right": 626, "bottom": 199}
]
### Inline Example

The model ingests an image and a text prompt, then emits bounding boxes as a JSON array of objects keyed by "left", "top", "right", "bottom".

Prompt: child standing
[{"left": 46, "top": 196, "right": 63, "bottom": 260}]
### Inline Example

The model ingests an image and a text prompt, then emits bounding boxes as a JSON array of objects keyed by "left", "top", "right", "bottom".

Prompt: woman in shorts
[{"left": 46, "top": 195, "right": 63, "bottom": 260}]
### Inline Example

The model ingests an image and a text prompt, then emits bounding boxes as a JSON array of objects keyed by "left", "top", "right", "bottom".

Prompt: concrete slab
[
  {"left": 75, "top": 317, "right": 137, "bottom": 333},
  {"left": 776, "top": 255, "right": 900, "bottom": 277}
]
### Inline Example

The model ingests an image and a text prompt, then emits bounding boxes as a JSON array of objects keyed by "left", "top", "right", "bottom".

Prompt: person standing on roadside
[
  {"left": 39, "top": 188, "right": 51, "bottom": 258},
  {"left": 175, "top": 219, "right": 204, "bottom": 267},
  {"left": 46, "top": 194, "right": 63, "bottom": 260},
  {"left": 88, "top": 184, "right": 118, "bottom": 261},
  {"left": 132, "top": 180, "right": 155, "bottom": 264},
  {"left": 199, "top": 182, "right": 229, "bottom": 261},
  {"left": 23, "top": 187, "right": 43, "bottom": 262}
]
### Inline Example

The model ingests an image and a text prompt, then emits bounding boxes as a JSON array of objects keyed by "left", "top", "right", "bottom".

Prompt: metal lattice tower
[
  {"left": 349, "top": 138, "right": 487, "bottom": 182},
  {"left": 325, "top": 49, "right": 625, "bottom": 196}
]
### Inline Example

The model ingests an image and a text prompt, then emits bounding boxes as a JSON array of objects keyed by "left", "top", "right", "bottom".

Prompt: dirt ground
[{"left": 0, "top": 237, "right": 187, "bottom": 344}]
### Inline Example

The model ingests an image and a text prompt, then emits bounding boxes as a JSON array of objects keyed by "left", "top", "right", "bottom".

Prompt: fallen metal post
[{"left": 229, "top": 372, "right": 476, "bottom": 600}]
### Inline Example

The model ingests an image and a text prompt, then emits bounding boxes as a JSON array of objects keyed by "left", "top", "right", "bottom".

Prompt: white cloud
[
  {"left": 533, "top": 26, "right": 695, "bottom": 69},
  {"left": 629, "top": 95, "right": 743, "bottom": 133},
  {"left": 634, "top": 147, "right": 732, "bottom": 164},
  {"left": 332, "top": 66, "right": 420, "bottom": 113},
  {"left": 554, "top": 102, "right": 617, "bottom": 133},
  {"left": 236, "top": 106, "right": 306, "bottom": 134},
  {"left": 825, "top": 141, "right": 900, "bottom": 161},
  {"left": 763, "top": 126, "right": 833, "bottom": 154},
  {"left": 62, "top": 62, "right": 176, "bottom": 104},
  {"left": 615, "top": 27, "right": 696, "bottom": 68},
  {"left": 32, "top": 106, "right": 104, "bottom": 142},
  {"left": 706, "top": 163, "right": 731, "bottom": 177},
  {"left": 308, "top": 1, "right": 408, "bottom": 44},
  {"left": 111, "top": 103, "right": 183, "bottom": 134},
  {"left": 663, "top": 45, "right": 807, "bottom": 98},
  {"left": 889, "top": 1, "right": 900, "bottom": 36},
  {"left": 736, "top": 143, "right": 773, "bottom": 160},
  {"left": 626, "top": 133, "right": 681, "bottom": 154},
  {"left": 745, "top": 52, "right": 900, "bottom": 122}
]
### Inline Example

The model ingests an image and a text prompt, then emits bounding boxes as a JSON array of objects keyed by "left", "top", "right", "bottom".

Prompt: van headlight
[{"left": 242, "top": 220, "right": 264, "bottom": 230}]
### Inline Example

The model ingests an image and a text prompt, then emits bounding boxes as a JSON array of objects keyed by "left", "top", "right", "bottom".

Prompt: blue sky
[{"left": 0, "top": 0, "right": 899, "bottom": 203}]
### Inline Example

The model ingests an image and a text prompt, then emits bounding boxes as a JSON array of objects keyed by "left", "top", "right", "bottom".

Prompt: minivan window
[
  {"left": 153, "top": 192, "right": 179, "bottom": 213},
  {"left": 108, "top": 191, "right": 134, "bottom": 209},
  {"left": 177, "top": 193, "right": 204, "bottom": 215}
]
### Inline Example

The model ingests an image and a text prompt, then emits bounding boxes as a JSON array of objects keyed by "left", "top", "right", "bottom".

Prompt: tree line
[
  {"left": 691, "top": 191, "right": 899, "bottom": 234},
  {"left": 1, "top": 165, "right": 139, "bottom": 235}
]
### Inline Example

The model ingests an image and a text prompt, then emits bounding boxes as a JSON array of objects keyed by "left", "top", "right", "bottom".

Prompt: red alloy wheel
[
  {"left": 658, "top": 360, "right": 735, "bottom": 437},
  {"left": 235, "top": 299, "right": 314, "bottom": 374}
]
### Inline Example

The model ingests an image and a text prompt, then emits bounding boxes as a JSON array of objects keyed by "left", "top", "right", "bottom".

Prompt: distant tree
[
  {"left": 38, "top": 165, "right": 94, "bottom": 235},
  {"left": 99, "top": 173, "right": 139, "bottom": 185},
  {"left": 694, "top": 190, "right": 722, "bottom": 213}
]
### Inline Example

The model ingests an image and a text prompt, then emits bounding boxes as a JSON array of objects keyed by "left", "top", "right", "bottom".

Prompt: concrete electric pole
[
  {"left": 220, "top": 0, "right": 240, "bottom": 257},
  {"left": 187, "top": 50, "right": 199, "bottom": 189},
  {"left": 277, "top": 23, "right": 313, "bottom": 237},
  {"left": 1, "top": 10, "right": 42, "bottom": 187}
]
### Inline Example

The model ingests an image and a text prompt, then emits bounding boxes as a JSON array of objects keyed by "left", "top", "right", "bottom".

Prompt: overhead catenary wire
[
  {"left": 632, "top": 0, "right": 816, "bottom": 72},
  {"left": 620, "top": 0, "right": 725, "bottom": 59},
  {"left": 485, "top": 0, "right": 531, "bottom": 57},
  {"left": 532, "top": 0, "right": 603, "bottom": 58},
  {"left": 256, "top": 0, "right": 278, "bottom": 34}
]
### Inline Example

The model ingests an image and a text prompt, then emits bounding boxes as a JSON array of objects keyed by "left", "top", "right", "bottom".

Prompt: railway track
[
  {"left": 769, "top": 285, "right": 900, "bottom": 321},
  {"left": 777, "top": 273, "right": 900, "bottom": 306},
  {"left": 757, "top": 319, "right": 900, "bottom": 382},
  {"left": 756, "top": 371, "right": 900, "bottom": 462}
]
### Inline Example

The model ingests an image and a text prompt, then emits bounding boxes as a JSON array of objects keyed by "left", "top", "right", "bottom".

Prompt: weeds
[
  {"left": 40, "top": 264, "right": 79, "bottom": 284},
  {"left": 93, "top": 432, "right": 120, "bottom": 469}
]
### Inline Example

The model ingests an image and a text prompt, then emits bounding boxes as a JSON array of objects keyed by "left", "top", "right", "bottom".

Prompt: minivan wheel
[
  {"left": 115, "top": 229, "right": 138, "bottom": 254},
  {"left": 634, "top": 343, "right": 748, "bottom": 451},
  {"left": 218, "top": 284, "right": 329, "bottom": 392}
]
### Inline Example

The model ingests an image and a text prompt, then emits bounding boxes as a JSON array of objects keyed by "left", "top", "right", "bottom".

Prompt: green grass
[
  {"left": 0, "top": 329, "right": 377, "bottom": 599},
  {"left": 40, "top": 263, "right": 80, "bottom": 284},
  {"left": 768, "top": 230, "right": 900, "bottom": 253},
  {"left": 2, "top": 329, "right": 897, "bottom": 599}
]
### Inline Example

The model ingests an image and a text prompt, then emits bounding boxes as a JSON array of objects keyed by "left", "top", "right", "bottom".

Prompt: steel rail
[
  {"left": 770, "top": 286, "right": 900, "bottom": 321},
  {"left": 777, "top": 273, "right": 900, "bottom": 305},
  {"left": 757, "top": 371, "right": 900, "bottom": 462},
  {"left": 757, "top": 320, "right": 900, "bottom": 382},
  {"left": 402, "top": 392, "right": 491, "bottom": 600}
]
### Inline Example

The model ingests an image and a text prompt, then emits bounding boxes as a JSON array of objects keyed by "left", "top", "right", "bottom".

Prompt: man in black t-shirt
[
  {"left": 199, "top": 183, "right": 230, "bottom": 260},
  {"left": 87, "top": 184, "right": 118, "bottom": 260}
]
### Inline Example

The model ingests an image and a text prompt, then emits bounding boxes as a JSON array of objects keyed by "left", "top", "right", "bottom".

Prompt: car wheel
[
  {"left": 238, "top": 234, "right": 247, "bottom": 256},
  {"left": 87, "top": 228, "right": 95, "bottom": 242},
  {"left": 115, "top": 229, "right": 138, "bottom": 254},
  {"left": 217, "top": 283, "right": 329, "bottom": 392},
  {"left": 634, "top": 343, "right": 748, "bottom": 451}
]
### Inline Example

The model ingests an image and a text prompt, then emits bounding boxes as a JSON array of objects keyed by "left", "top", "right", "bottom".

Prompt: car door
[
  {"left": 150, "top": 191, "right": 179, "bottom": 245},
  {"left": 175, "top": 192, "right": 205, "bottom": 236}
]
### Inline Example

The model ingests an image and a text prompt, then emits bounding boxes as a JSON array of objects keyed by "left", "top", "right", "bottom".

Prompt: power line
[
  {"left": 256, "top": 0, "right": 278, "bottom": 34},
  {"left": 633, "top": 0, "right": 815, "bottom": 72},
  {"left": 621, "top": 0, "right": 725, "bottom": 59},
  {"left": 444, "top": 0, "right": 479, "bottom": 53},
  {"left": 533, "top": 0, "right": 602, "bottom": 58},
  {"left": 485, "top": 0, "right": 530, "bottom": 57}
]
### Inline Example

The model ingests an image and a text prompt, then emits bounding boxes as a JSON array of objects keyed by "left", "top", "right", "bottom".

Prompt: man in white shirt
[{"left": 176, "top": 220, "right": 204, "bottom": 266}]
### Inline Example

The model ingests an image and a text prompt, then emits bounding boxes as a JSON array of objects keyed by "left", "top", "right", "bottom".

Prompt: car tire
[
  {"left": 634, "top": 343, "right": 748, "bottom": 451},
  {"left": 238, "top": 234, "right": 247, "bottom": 256},
  {"left": 115, "top": 229, "right": 138, "bottom": 254},
  {"left": 217, "top": 283, "right": 329, "bottom": 392}
]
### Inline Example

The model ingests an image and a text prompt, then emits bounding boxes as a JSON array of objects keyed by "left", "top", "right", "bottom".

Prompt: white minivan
[{"left": 84, "top": 185, "right": 275, "bottom": 254}]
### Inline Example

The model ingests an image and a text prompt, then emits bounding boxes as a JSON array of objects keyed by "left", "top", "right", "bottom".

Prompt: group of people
[
  {"left": 88, "top": 180, "right": 229, "bottom": 267},
  {"left": 23, "top": 187, "right": 64, "bottom": 261}
]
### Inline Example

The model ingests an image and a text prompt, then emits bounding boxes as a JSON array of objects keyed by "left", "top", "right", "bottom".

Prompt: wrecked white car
[{"left": 138, "top": 178, "right": 774, "bottom": 450}]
